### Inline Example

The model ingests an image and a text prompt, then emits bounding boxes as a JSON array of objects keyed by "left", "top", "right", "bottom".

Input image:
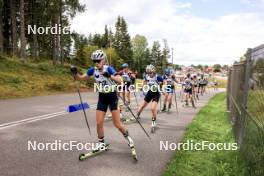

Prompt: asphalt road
[{"left": 0, "top": 89, "right": 225, "bottom": 176}]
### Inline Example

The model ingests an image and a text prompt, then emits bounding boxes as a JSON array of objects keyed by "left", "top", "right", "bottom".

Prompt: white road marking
[
  {"left": 0, "top": 111, "right": 65, "bottom": 128},
  {"left": 0, "top": 111, "right": 67, "bottom": 130},
  {"left": 0, "top": 95, "right": 141, "bottom": 130}
]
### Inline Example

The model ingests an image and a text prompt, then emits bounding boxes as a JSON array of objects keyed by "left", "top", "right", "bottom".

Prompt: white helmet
[
  {"left": 91, "top": 50, "right": 106, "bottom": 61},
  {"left": 146, "top": 64, "right": 156, "bottom": 73}
]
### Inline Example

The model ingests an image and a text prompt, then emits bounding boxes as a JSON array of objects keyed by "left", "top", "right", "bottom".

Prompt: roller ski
[
  {"left": 79, "top": 143, "right": 110, "bottom": 161},
  {"left": 124, "top": 131, "right": 138, "bottom": 161},
  {"left": 130, "top": 145, "right": 138, "bottom": 161},
  {"left": 151, "top": 119, "right": 157, "bottom": 133}
]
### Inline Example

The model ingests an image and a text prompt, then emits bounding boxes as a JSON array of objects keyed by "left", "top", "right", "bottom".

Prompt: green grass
[
  {"left": 0, "top": 56, "right": 93, "bottom": 99},
  {"left": 162, "top": 93, "right": 248, "bottom": 176},
  {"left": 208, "top": 77, "right": 227, "bottom": 88}
]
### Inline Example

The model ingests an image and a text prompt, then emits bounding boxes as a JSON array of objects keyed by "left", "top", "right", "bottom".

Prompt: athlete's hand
[
  {"left": 102, "top": 72, "right": 111, "bottom": 78},
  {"left": 70, "top": 65, "right": 78, "bottom": 75}
]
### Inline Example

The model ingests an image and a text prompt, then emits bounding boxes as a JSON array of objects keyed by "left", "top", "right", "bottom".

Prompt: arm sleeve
[
  {"left": 157, "top": 75, "right": 163, "bottom": 82},
  {"left": 86, "top": 67, "right": 95, "bottom": 76},
  {"left": 107, "top": 66, "right": 116, "bottom": 75},
  {"left": 143, "top": 75, "right": 147, "bottom": 81}
]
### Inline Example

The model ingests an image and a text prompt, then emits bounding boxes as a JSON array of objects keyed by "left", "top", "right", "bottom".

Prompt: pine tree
[
  {"left": 113, "top": 16, "right": 133, "bottom": 66},
  {"left": 151, "top": 41, "right": 163, "bottom": 74},
  {"left": 113, "top": 16, "right": 122, "bottom": 55},
  {"left": 0, "top": 0, "right": 3, "bottom": 54},
  {"left": 101, "top": 25, "right": 109, "bottom": 48},
  {"left": 20, "top": 0, "right": 27, "bottom": 62},
  {"left": 132, "top": 34, "right": 148, "bottom": 75},
  {"left": 10, "top": 0, "right": 18, "bottom": 57},
  {"left": 92, "top": 33, "right": 101, "bottom": 47}
]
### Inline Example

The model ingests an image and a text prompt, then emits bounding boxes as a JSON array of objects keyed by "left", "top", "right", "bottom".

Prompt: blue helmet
[
  {"left": 122, "top": 63, "right": 128, "bottom": 68},
  {"left": 165, "top": 68, "right": 171, "bottom": 76}
]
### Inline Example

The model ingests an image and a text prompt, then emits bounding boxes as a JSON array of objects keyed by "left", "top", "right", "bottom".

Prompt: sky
[{"left": 71, "top": 0, "right": 264, "bottom": 66}]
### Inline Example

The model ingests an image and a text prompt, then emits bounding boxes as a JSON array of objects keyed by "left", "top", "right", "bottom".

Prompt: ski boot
[
  {"left": 167, "top": 103, "right": 172, "bottom": 113},
  {"left": 136, "top": 112, "right": 141, "bottom": 120},
  {"left": 161, "top": 105, "right": 166, "bottom": 112},
  {"left": 124, "top": 131, "right": 138, "bottom": 161},
  {"left": 151, "top": 118, "right": 157, "bottom": 133}
]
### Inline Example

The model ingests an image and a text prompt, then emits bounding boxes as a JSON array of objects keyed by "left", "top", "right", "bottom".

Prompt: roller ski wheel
[
  {"left": 130, "top": 146, "right": 138, "bottom": 162},
  {"left": 123, "top": 117, "right": 137, "bottom": 124},
  {"left": 79, "top": 144, "right": 110, "bottom": 161},
  {"left": 151, "top": 121, "right": 156, "bottom": 133},
  {"left": 151, "top": 126, "right": 155, "bottom": 133}
]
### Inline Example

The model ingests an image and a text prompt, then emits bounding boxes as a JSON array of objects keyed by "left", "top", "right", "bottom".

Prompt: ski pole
[
  {"left": 160, "top": 94, "right": 162, "bottom": 111},
  {"left": 133, "top": 91, "right": 139, "bottom": 107},
  {"left": 174, "top": 89, "right": 179, "bottom": 114},
  {"left": 117, "top": 93, "right": 151, "bottom": 140},
  {"left": 107, "top": 77, "right": 151, "bottom": 140},
  {"left": 71, "top": 71, "right": 91, "bottom": 135}
]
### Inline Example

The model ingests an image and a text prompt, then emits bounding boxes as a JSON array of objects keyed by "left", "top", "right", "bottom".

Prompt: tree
[
  {"left": 20, "top": 0, "right": 27, "bottom": 62},
  {"left": 0, "top": 0, "right": 85, "bottom": 64},
  {"left": 30, "top": 0, "right": 39, "bottom": 60},
  {"left": 105, "top": 47, "right": 123, "bottom": 69},
  {"left": 213, "top": 64, "right": 221, "bottom": 72},
  {"left": 132, "top": 34, "right": 148, "bottom": 74},
  {"left": 197, "top": 64, "right": 203, "bottom": 70},
  {"left": 0, "top": 0, "right": 3, "bottom": 54},
  {"left": 92, "top": 33, "right": 101, "bottom": 47},
  {"left": 151, "top": 41, "right": 162, "bottom": 74},
  {"left": 160, "top": 39, "right": 170, "bottom": 72},
  {"left": 101, "top": 25, "right": 109, "bottom": 48},
  {"left": 113, "top": 16, "right": 133, "bottom": 66},
  {"left": 10, "top": 0, "right": 18, "bottom": 57}
]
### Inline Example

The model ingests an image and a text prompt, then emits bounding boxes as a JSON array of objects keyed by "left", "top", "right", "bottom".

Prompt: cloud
[{"left": 71, "top": 0, "right": 264, "bottom": 65}]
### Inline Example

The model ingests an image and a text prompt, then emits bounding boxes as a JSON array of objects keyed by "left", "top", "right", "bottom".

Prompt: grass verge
[
  {"left": 0, "top": 56, "right": 93, "bottom": 99},
  {"left": 162, "top": 92, "right": 248, "bottom": 176}
]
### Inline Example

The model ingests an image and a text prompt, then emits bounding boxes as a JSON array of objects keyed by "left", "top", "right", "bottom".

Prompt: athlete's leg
[
  {"left": 151, "top": 101, "right": 158, "bottom": 119},
  {"left": 111, "top": 110, "right": 127, "bottom": 134},
  {"left": 162, "top": 93, "right": 168, "bottom": 111},
  {"left": 137, "top": 100, "right": 148, "bottom": 116},
  {"left": 168, "top": 93, "right": 173, "bottom": 110},
  {"left": 151, "top": 100, "right": 158, "bottom": 128},
  {"left": 96, "top": 110, "right": 106, "bottom": 138},
  {"left": 127, "top": 90, "right": 131, "bottom": 104}
]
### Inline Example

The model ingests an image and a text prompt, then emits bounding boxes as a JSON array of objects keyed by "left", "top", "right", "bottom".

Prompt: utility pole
[
  {"left": 172, "top": 48, "right": 174, "bottom": 69},
  {"left": 109, "top": 38, "right": 112, "bottom": 66}
]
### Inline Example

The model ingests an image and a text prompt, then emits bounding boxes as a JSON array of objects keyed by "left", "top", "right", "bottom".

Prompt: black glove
[
  {"left": 102, "top": 72, "right": 111, "bottom": 78},
  {"left": 70, "top": 66, "right": 78, "bottom": 75}
]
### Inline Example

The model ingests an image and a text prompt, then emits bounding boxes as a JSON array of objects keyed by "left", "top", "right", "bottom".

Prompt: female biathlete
[
  {"left": 161, "top": 68, "right": 176, "bottom": 112},
  {"left": 70, "top": 50, "right": 135, "bottom": 152},
  {"left": 136, "top": 64, "right": 163, "bottom": 133},
  {"left": 192, "top": 74, "right": 199, "bottom": 100},
  {"left": 183, "top": 73, "right": 196, "bottom": 108},
  {"left": 118, "top": 63, "right": 134, "bottom": 108}
]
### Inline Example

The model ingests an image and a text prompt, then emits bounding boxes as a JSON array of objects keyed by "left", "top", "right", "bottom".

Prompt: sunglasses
[{"left": 93, "top": 60, "right": 102, "bottom": 64}]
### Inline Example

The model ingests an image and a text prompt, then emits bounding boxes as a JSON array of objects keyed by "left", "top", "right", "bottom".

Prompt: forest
[{"left": 0, "top": 0, "right": 172, "bottom": 76}]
